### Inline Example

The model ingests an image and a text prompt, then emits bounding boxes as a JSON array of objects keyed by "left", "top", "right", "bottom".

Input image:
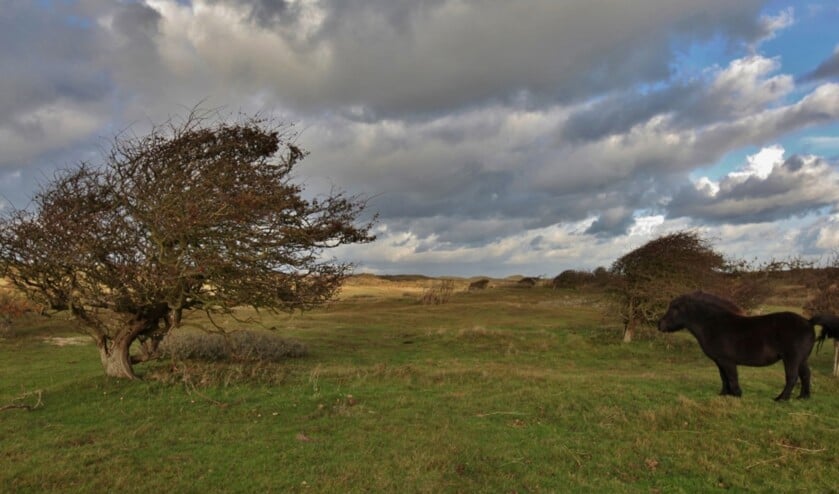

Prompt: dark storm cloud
[
  {"left": 562, "top": 55, "right": 796, "bottom": 144},
  {"left": 0, "top": 3, "right": 109, "bottom": 119},
  {"left": 209, "top": 0, "right": 291, "bottom": 26},
  {"left": 801, "top": 50, "right": 839, "bottom": 82},
  {"left": 585, "top": 207, "right": 636, "bottom": 237},
  {"left": 561, "top": 85, "right": 700, "bottom": 143},
  {"left": 302, "top": 0, "right": 767, "bottom": 116},
  {"left": 111, "top": 1, "right": 162, "bottom": 41},
  {"left": 667, "top": 155, "right": 839, "bottom": 224},
  {"left": 4, "top": 0, "right": 839, "bottom": 276},
  {"left": 179, "top": 0, "right": 767, "bottom": 117}
]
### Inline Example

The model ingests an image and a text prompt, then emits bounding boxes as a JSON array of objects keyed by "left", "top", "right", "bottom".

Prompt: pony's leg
[
  {"left": 716, "top": 363, "right": 732, "bottom": 395},
  {"left": 719, "top": 363, "right": 741, "bottom": 397},
  {"left": 775, "top": 359, "right": 799, "bottom": 401},
  {"left": 797, "top": 361, "right": 811, "bottom": 399}
]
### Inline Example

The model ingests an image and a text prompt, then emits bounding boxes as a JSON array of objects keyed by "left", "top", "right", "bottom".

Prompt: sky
[{"left": 2, "top": 0, "right": 839, "bottom": 277}]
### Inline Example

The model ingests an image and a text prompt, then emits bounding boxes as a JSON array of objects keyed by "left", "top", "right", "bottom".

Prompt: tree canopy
[
  {"left": 0, "top": 111, "right": 375, "bottom": 378},
  {"left": 610, "top": 230, "right": 727, "bottom": 342}
]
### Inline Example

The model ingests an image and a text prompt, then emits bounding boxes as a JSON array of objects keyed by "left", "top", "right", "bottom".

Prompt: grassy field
[{"left": 2, "top": 278, "right": 839, "bottom": 493}]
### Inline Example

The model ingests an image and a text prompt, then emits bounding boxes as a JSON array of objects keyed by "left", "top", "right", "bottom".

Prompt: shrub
[
  {"left": 552, "top": 270, "right": 596, "bottom": 289},
  {"left": 0, "top": 290, "right": 42, "bottom": 335},
  {"left": 611, "top": 231, "right": 727, "bottom": 342},
  {"left": 516, "top": 277, "right": 540, "bottom": 288},
  {"left": 468, "top": 279, "right": 490, "bottom": 291},
  {"left": 420, "top": 280, "right": 456, "bottom": 305},
  {"left": 159, "top": 331, "right": 308, "bottom": 363}
]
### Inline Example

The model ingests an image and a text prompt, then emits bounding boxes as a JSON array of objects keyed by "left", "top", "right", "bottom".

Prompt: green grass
[{"left": 2, "top": 287, "right": 839, "bottom": 493}]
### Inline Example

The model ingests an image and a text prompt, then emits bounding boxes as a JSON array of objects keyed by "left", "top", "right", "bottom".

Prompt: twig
[
  {"left": 476, "top": 411, "right": 526, "bottom": 417},
  {"left": 746, "top": 456, "right": 785, "bottom": 470},
  {"left": 745, "top": 442, "right": 827, "bottom": 470},
  {"left": 0, "top": 390, "right": 43, "bottom": 412},
  {"left": 184, "top": 380, "right": 228, "bottom": 408},
  {"left": 775, "top": 442, "right": 826, "bottom": 453}
]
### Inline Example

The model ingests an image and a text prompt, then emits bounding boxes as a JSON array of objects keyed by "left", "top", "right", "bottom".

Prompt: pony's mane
[{"left": 681, "top": 291, "right": 745, "bottom": 315}]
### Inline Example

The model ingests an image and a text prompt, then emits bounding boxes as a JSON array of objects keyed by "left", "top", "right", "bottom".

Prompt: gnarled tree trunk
[
  {"left": 95, "top": 311, "right": 168, "bottom": 379},
  {"left": 97, "top": 331, "right": 138, "bottom": 379}
]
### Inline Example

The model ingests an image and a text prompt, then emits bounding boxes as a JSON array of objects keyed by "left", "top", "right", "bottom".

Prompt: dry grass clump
[
  {"left": 456, "top": 325, "right": 495, "bottom": 339},
  {"left": 160, "top": 330, "right": 307, "bottom": 363},
  {"left": 419, "top": 280, "right": 456, "bottom": 305},
  {"left": 146, "top": 360, "right": 295, "bottom": 387}
]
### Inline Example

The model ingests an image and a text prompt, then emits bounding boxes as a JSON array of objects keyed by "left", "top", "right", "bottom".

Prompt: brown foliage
[
  {"left": 468, "top": 279, "right": 490, "bottom": 291},
  {"left": 0, "top": 289, "right": 42, "bottom": 332},
  {"left": 159, "top": 331, "right": 308, "bottom": 363},
  {"left": 551, "top": 269, "right": 613, "bottom": 289},
  {"left": 610, "top": 231, "right": 728, "bottom": 341},
  {"left": 804, "top": 255, "right": 839, "bottom": 316},
  {"left": 610, "top": 232, "right": 782, "bottom": 342},
  {"left": 0, "top": 109, "right": 375, "bottom": 378}
]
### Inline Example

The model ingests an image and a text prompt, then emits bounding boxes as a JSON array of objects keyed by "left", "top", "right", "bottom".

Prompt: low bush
[
  {"left": 0, "top": 290, "right": 42, "bottom": 336},
  {"left": 159, "top": 330, "right": 308, "bottom": 363},
  {"left": 419, "top": 280, "right": 455, "bottom": 305}
]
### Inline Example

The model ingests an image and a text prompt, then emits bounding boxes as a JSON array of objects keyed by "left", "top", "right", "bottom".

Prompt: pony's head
[
  {"left": 658, "top": 291, "right": 742, "bottom": 333},
  {"left": 658, "top": 295, "right": 690, "bottom": 333}
]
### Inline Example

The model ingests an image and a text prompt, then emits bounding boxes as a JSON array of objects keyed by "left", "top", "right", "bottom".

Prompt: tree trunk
[
  {"left": 623, "top": 299, "right": 635, "bottom": 343},
  {"left": 96, "top": 321, "right": 146, "bottom": 379},
  {"left": 623, "top": 319, "right": 635, "bottom": 343},
  {"left": 97, "top": 332, "right": 137, "bottom": 379},
  {"left": 93, "top": 305, "right": 171, "bottom": 379}
]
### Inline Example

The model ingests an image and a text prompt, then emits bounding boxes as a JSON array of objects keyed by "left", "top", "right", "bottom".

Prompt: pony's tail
[{"left": 810, "top": 313, "right": 839, "bottom": 352}]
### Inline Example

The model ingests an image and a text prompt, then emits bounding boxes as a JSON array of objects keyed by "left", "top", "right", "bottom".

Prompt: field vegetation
[{"left": 3, "top": 275, "right": 839, "bottom": 492}]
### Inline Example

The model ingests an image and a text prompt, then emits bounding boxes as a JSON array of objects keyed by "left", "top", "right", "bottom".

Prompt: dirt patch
[{"left": 42, "top": 336, "right": 90, "bottom": 347}]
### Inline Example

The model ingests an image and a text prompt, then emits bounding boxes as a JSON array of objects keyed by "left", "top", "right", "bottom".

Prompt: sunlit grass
[{"left": 2, "top": 283, "right": 839, "bottom": 492}]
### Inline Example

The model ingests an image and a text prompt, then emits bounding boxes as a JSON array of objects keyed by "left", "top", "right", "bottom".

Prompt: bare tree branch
[{"left": 0, "top": 110, "right": 375, "bottom": 378}]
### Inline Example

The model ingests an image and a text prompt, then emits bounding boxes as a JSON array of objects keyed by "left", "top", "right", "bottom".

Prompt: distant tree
[
  {"left": 516, "top": 277, "right": 539, "bottom": 288},
  {"left": 610, "top": 231, "right": 726, "bottom": 342},
  {"left": 552, "top": 270, "right": 595, "bottom": 289},
  {"left": 0, "top": 110, "right": 375, "bottom": 378},
  {"left": 468, "top": 279, "right": 490, "bottom": 291}
]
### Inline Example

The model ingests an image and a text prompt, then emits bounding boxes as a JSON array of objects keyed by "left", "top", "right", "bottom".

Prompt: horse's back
[{"left": 748, "top": 311, "right": 815, "bottom": 346}]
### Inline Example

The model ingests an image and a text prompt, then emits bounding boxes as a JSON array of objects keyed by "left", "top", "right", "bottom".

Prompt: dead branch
[
  {"left": 0, "top": 389, "right": 43, "bottom": 412},
  {"left": 745, "top": 455, "right": 785, "bottom": 470},
  {"left": 775, "top": 442, "right": 827, "bottom": 453}
]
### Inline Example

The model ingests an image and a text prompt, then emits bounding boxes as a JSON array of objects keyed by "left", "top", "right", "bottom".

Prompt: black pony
[
  {"left": 811, "top": 313, "right": 839, "bottom": 349},
  {"left": 658, "top": 291, "right": 815, "bottom": 401}
]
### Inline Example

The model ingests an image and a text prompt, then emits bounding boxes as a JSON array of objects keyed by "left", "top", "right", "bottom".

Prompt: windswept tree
[
  {"left": 0, "top": 111, "right": 375, "bottom": 378},
  {"left": 611, "top": 231, "right": 726, "bottom": 342}
]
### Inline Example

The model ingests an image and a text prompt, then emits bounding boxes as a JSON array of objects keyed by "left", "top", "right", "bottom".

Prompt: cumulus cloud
[
  {"left": 561, "top": 54, "right": 795, "bottom": 144},
  {"left": 2, "top": 1, "right": 839, "bottom": 275},
  {"left": 64, "top": 0, "right": 771, "bottom": 117},
  {"left": 668, "top": 146, "right": 839, "bottom": 223}
]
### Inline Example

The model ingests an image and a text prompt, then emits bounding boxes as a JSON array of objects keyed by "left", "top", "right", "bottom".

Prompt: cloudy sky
[{"left": 3, "top": 0, "right": 839, "bottom": 277}]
